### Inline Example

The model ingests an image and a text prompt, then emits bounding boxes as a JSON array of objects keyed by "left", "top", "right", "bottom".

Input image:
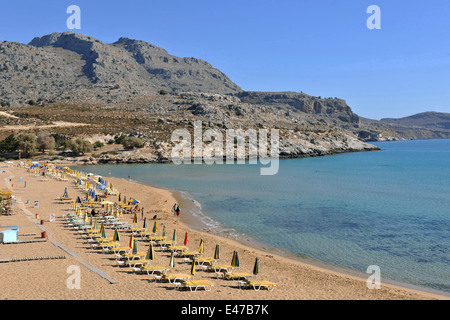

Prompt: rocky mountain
[
  {"left": 1, "top": 32, "right": 448, "bottom": 164},
  {"left": 0, "top": 32, "right": 241, "bottom": 107}
]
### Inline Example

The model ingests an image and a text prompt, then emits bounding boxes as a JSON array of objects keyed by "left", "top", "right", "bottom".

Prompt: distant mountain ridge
[{"left": 380, "top": 112, "right": 450, "bottom": 130}]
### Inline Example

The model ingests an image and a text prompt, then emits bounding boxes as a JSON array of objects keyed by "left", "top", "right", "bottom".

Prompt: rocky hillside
[
  {"left": 2, "top": 32, "right": 447, "bottom": 164},
  {"left": 0, "top": 32, "right": 241, "bottom": 107}
]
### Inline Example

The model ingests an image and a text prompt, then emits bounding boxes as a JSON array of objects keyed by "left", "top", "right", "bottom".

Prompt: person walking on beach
[
  {"left": 141, "top": 207, "right": 144, "bottom": 220},
  {"left": 173, "top": 203, "right": 178, "bottom": 217},
  {"left": 176, "top": 205, "right": 180, "bottom": 218}
]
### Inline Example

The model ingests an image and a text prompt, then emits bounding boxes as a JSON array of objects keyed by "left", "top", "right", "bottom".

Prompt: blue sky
[{"left": 1, "top": 0, "right": 449, "bottom": 119}]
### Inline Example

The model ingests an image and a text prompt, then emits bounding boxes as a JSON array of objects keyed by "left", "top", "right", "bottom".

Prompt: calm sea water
[{"left": 73, "top": 139, "right": 450, "bottom": 294}]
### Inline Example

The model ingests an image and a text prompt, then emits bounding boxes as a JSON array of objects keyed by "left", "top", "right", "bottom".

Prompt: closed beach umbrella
[
  {"left": 172, "top": 229, "right": 176, "bottom": 243},
  {"left": 118, "top": 193, "right": 121, "bottom": 202},
  {"left": 129, "top": 234, "right": 134, "bottom": 249},
  {"left": 123, "top": 196, "right": 127, "bottom": 204},
  {"left": 214, "top": 244, "right": 220, "bottom": 260},
  {"left": 100, "top": 222, "right": 105, "bottom": 238},
  {"left": 113, "top": 228, "right": 120, "bottom": 242},
  {"left": 162, "top": 225, "right": 166, "bottom": 237},
  {"left": 133, "top": 212, "right": 137, "bottom": 224},
  {"left": 231, "top": 251, "right": 239, "bottom": 268},
  {"left": 253, "top": 257, "right": 259, "bottom": 276},
  {"left": 191, "top": 258, "right": 196, "bottom": 276},
  {"left": 184, "top": 232, "right": 188, "bottom": 246},
  {"left": 101, "top": 224, "right": 106, "bottom": 239},
  {"left": 132, "top": 240, "right": 138, "bottom": 254},
  {"left": 152, "top": 221, "right": 158, "bottom": 234},
  {"left": 146, "top": 243, "right": 155, "bottom": 261},
  {"left": 143, "top": 217, "right": 147, "bottom": 229},
  {"left": 198, "top": 239, "right": 204, "bottom": 254},
  {"left": 169, "top": 251, "right": 175, "bottom": 268}
]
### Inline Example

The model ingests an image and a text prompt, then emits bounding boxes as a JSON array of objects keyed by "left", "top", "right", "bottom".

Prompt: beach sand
[{"left": 0, "top": 162, "right": 448, "bottom": 301}]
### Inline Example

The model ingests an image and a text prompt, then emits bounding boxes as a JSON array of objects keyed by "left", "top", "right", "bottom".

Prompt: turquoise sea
[{"left": 73, "top": 139, "right": 450, "bottom": 294}]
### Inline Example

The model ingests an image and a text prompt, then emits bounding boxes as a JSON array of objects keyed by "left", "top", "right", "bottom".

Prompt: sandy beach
[{"left": 0, "top": 161, "right": 447, "bottom": 301}]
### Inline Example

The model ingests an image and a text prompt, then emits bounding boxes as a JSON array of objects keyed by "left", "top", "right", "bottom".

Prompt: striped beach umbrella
[
  {"left": 231, "top": 250, "right": 239, "bottom": 268},
  {"left": 101, "top": 223, "right": 106, "bottom": 239},
  {"left": 146, "top": 243, "right": 155, "bottom": 261},
  {"left": 198, "top": 239, "right": 204, "bottom": 254},
  {"left": 253, "top": 257, "right": 260, "bottom": 276},
  {"left": 214, "top": 244, "right": 220, "bottom": 260},
  {"left": 113, "top": 228, "right": 120, "bottom": 242}
]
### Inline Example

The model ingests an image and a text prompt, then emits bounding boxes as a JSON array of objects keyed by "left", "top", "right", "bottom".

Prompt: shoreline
[
  {"left": 111, "top": 175, "right": 449, "bottom": 299},
  {"left": 0, "top": 161, "right": 448, "bottom": 300}
]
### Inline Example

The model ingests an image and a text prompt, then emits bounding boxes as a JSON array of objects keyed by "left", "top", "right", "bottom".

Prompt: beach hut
[{"left": 0, "top": 228, "right": 19, "bottom": 243}]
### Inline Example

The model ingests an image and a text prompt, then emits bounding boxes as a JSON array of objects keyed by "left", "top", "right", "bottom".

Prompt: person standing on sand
[
  {"left": 141, "top": 207, "right": 144, "bottom": 220},
  {"left": 173, "top": 203, "right": 177, "bottom": 216},
  {"left": 176, "top": 205, "right": 180, "bottom": 218}
]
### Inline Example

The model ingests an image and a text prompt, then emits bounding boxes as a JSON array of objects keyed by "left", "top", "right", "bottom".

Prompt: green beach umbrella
[
  {"left": 253, "top": 257, "right": 260, "bottom": 276},
  {"left": 101, "top": 225, "right": 106, "bottom": 239},
  {"left": 231, "top": 250, "right": 239, "bottom": 268},
  {"left": 142, "top": 217, "right": 147, "bottom": 229},
  {"left": 146, "top": 243, "right": 155, "bottom": 261},
  {"left": 214, "top": 244, "right": 220, "bottom": 260},
  {"left": 113, "top": 228, "right": 120, "bottom": 242},
  {"left": 132, "top": 239, "right": 138, "bottom": 254},
  {"left": 152, "top": 221, "right": 158, "bottom": 234},
  {"left": 162, "top": 225, "right": 166, "bottom": 237},
  {"left": 172, "top": 229, "right": 176, "bottom": 243},
  {"left": 100, "top": 222, "right": 105, "bottom": 238},
  {"left": 198, "top": 239, "right": 204, "bottom": 254}
]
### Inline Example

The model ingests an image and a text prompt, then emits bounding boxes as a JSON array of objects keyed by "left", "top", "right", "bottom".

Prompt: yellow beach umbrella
[
  {"left": 198, "top": 239, "right": 204, "bottom": 254},
  {"left": 191, "top": 258, "right": 196, "bottom": 276}
]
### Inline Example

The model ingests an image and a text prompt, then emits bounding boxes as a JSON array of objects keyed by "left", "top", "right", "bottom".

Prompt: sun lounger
[
  {"left": 139, "top": 266, "right": 169, "bottom": 275},
  {"left": 179, "top": 280, "right": 214, "bottom": 292},
  {"left": 239, "top": 280, "right": 277, "bottom": 291},
  {"left": 223, "top": 272, "right": 254, "bottom": 280}
]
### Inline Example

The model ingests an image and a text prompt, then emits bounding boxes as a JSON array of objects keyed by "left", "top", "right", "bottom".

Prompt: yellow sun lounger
[
  {"left": 223, "top": 272, "right": 254, "bottom": 280},
  {"left": 239, "top": 280, "right": 277, "bottom": 291},
  {"left": 139, "top": 266, "right": 169, "bottom": 275},
  {"left": 179, "top": 280, "right": 214, "bottom": 292}
]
